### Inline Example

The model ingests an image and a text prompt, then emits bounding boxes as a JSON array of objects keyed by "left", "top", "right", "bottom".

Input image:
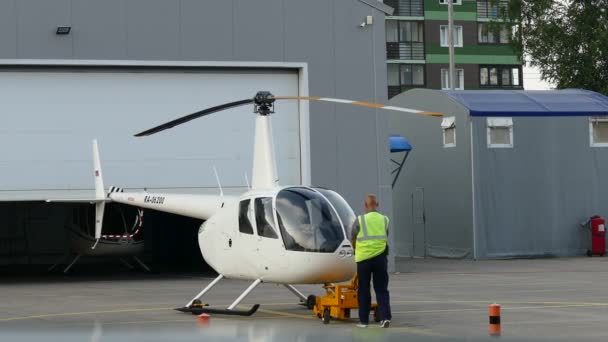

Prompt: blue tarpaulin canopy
[
  {"left": 443, "top": 89, "right": 608, "bottom": 117},
  {"left": 389, "top": 134, "right": 412, "bottom": 152},
  {"left": 389, "top": 135, "right": 412, "bottom": 188}
]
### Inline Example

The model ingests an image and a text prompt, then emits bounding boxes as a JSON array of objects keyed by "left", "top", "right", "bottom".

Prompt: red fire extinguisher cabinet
[{"left": 587, "top": 216, "right": 606, "bottom": 257}]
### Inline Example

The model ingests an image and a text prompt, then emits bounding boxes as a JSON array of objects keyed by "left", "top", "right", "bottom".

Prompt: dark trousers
[{"left": 357, "top": 252, "right": 391, "bottom": 324}]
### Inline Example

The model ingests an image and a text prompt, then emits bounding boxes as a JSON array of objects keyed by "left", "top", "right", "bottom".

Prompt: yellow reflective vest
[{"left": 355, "top": 211, "right": 389, "bottom": 262}]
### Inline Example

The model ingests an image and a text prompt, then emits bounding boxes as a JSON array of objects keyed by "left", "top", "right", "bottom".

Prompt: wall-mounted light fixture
[
  {"left": 359, "top": 16, "right": 373, "bottom": 28},
  {"left": 56, "top": 26, "right": 71, "bottom": 35}
]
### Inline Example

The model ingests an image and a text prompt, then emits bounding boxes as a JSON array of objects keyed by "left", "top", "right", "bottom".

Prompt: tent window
[
  {"left": 487, "top": 117, "right": 513, "bottom": 148},
  {"left": 590, "top": 118, "right": 608, "bottom": 147},
  {"left": 441, "top": 116, "right": 456, "bottom": 147}
]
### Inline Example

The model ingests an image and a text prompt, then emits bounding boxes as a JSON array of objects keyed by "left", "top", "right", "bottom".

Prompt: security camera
[{"left": 359, "top": 22, "right": 366, "bottom": 28}]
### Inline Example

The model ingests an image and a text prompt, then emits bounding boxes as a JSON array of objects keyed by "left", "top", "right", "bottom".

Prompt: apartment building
[{"left": 385, "top": 0, "right": 522, "bottom": 98}]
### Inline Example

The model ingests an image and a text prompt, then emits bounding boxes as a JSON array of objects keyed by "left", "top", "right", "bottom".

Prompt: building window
[
  {"left": 385, "top": 0, "right": 424, "bottom": 17},
  {"left": 480, "top": 65, "right": 522, "bottom": 88},
  {"left": 386, "top": 20, "right": 425, "bottom": 60},
  {"left": 487, "top": 117, "right": 513, "bottom": 148},
  {"left": 477, "top": 0, "right": 509, "bottom": 19},
  {"left": 440, "top": 0, "right": 462, "bottom": 4},
  {"left": 441, "top": 116, "right": 456, "bottom": 147},
  {"left": 478, "top": 23, "right": 510, "bottom": 44},
  {"left": 441, "top": 68, "right": 464, "bottom": 90},
  {"left": 440, "top": 25, "right": 463, "bottom": 47},
  {"left": 589, "top": 118, "right": 608, "bottom": 147},
  {"left": 388, "top": 63, "right": 425, "bottom": 98}
]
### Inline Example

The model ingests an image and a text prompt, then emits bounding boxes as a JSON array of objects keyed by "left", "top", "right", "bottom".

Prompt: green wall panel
[
  {"left": 426, "top": 44, "right": 519, "bottom": 56},
  {"left": 424, "top": 0, "right": 477, "bottom": 13},
  {"left": 425, "top": 11, "right": 477, "bottom": 21},
  {"left": 426, "top": 54, "right": 521, "bottom": 64}
]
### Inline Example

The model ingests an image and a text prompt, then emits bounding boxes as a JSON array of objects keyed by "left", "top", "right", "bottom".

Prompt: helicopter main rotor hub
[{"left": 254, "top": 91, "right": 275, "bottom": 116}]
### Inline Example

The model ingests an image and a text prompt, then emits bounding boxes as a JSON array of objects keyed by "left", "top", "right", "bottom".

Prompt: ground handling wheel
[
  {"left": 322, "top": 308, "right": 331, "bottom": 324},
  {"left": 306, "top": 295, "right": 316, "bottom": 310}
]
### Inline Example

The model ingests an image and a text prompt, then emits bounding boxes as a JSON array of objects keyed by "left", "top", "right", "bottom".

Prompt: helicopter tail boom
[{"left": 109, "top": 191, "right": 231, "bottom": 221}]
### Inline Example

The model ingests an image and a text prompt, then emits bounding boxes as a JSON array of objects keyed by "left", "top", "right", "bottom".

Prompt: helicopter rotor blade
[
  {"left": 273, "top": 96, "right": 443, "bottom": 117},
  {"left": 134, "top": 93, "right": 442, "bottom": 137},
  {"left": 134, "top": 98, "right": 253, "bottom": 137}
]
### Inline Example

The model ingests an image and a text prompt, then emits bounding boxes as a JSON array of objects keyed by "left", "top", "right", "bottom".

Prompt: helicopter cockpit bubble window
[
  {"left": 254, "top": 197, "right": 278, "bottom": 239},
  {"left": 315, "top": 188, "right": 357, "bottom": 241},
  {"left": 275, "top": 187, "right": 345, "bottom": 253},
  {"left": 238, "top": 199, "right": 254, "bottom": 235}
]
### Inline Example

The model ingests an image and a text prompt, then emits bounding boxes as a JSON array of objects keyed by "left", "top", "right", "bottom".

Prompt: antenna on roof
[{"left": 213, "top": 166, "right": 224, "bottom": 200}]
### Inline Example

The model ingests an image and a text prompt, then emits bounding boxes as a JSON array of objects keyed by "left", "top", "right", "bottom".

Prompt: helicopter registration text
[{"left": 144, "top": 195, "right": 165, "bottom": 204}]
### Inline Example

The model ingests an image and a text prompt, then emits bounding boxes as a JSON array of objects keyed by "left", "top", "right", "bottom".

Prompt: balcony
[
  {"left": 385, "top": 0, "right": 424, "bottom": 17},
  {"left": 477, "top": 0, "right": 509, "bottom": 19},
  {"left": 386, "top": 42, "right": 425, "bottom": 60},
  {"left": 388, "top": 86, "right": 408, "bottom": 99}
]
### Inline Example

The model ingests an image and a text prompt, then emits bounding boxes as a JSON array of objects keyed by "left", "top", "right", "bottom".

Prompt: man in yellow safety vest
[{"left": 353, "top": 194, "right": 392, "bottom": 328}]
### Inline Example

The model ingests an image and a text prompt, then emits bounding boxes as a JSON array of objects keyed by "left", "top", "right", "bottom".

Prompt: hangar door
[
  {"left": 0, "top": 67, "right": 302, "bottom": 267},
  {"left": 0, "top": 67, "right": 302, "bottom": 200}
]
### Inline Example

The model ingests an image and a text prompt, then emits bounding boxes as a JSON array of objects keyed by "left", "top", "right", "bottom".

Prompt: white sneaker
[
  {"left": 356, "top": 323, "right": 368, "bottom": 328},
  {"left": 380, "top": 320, "right": 390, "bottom": 328}
]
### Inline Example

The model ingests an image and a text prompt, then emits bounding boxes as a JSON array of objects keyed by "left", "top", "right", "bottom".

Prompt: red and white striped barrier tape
[{"left": 101, "top": 208, "right": 144, "bottom": 239}]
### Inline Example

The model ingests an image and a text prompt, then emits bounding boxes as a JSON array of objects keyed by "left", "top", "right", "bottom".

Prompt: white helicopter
[{"left": 87, "top": 91, "right": 441, "bottom": 316}]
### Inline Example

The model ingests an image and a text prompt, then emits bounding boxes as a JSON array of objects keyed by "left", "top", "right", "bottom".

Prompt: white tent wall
[
  {"left": 472, "top": 116, "right": 608, "bottom": 258},
  {"left": 389, "top": 89, "right": 474, "bottom": 258}
]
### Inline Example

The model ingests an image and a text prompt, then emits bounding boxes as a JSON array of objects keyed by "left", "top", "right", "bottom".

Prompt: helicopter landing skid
[
  {"left": 179, "top": 277, "right": 262, "bottom": 317},
  {"left": 175, "top": 304, "right": 260, "bottom": 316}
]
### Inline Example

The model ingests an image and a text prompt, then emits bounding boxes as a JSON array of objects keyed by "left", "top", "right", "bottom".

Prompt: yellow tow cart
[{"left": 309, "top": 273, "right": 379, "bottom": 324}]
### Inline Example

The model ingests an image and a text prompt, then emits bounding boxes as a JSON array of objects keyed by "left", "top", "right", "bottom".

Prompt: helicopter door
[
  {"left": 253, "top": 197, "right": 286, "bottom": 272},
  {"left": 236, "top": 199, "right": 259, "bottom": 276}
]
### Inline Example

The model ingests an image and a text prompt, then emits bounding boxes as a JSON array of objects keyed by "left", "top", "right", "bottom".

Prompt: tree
[{"left": 494, "top": 0, "right": 608, "bottom": 94}]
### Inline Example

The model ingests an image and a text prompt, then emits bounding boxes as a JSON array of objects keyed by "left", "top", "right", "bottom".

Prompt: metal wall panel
[
  {"left": 72, "top": 0, "right": 127, "bottom": 59},
  {"left": 332, "top": 0, "right": 385, "bottom": 205},
  {"left": 180, "top": 0, "right": 234, "bottom": 60},
  {"left": 233, "top": 0, "right": 284, "bottom": 61},
  {"left": 16, "top": 0, "right": 72, "bottom": 58},
  {"left": 283, "top": 0, "right": 338, "bottom": 188},
  {"left": 0, "top": 0, "right": 17, "bottom": 58},
  {"left": 126, "top": 0, "right": 180, "bottom": 60}
]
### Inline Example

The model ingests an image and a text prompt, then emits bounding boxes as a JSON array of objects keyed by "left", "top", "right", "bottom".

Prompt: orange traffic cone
[
  {"left": 489, "top": 303, "right": 501, "bottom": 337},
  {"left": 197, "top": 313, "right": 211, "bottom": 327}
]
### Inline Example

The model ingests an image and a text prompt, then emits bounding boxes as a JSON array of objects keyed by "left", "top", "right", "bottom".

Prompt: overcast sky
[{"left": 523, "top": 65, "right": 554, "bottom": 90}]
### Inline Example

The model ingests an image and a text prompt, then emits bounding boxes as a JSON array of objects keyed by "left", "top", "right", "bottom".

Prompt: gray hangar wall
[
  {"left": 472, "top": 116, "right": 608, "bottom": 258},
  {"left": 389, "top": 89, "right": 474, "bottom": 259},
  {"left": 0, "top": 0, "right": 393, "bottom": 263}
]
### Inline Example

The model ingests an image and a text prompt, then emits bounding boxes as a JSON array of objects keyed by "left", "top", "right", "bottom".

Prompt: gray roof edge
[
  {"left": 357, "top": 0, "right": 394, "bottom": 15},
  {"left": 390, "top": 88, "right": 470, "bottom": 115},
  {"left": 428, "top": 89, "right": 472, "bottom": 114}
]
